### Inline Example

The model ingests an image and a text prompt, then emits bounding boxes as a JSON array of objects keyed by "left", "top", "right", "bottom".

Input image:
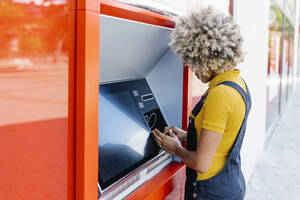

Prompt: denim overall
[{"left": 185, "top": 81, "right": 251, "bottom": 200}]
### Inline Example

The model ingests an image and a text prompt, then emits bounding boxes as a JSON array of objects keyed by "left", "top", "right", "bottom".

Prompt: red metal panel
[
  {"left": 125, "top": 162, "right": 186, "bottom": 200},
  {"left": 77, "top": 0, "right": 100, "bottom": 12},
  {"left": 182, "top": 67, "right": 193, "bottom": 131},
  {"left": 100, "top": 0, "right": 175, "bottom": 28},
  {"left": 68, "top": 10, "right": 76, "bottom": 200},
  {"left": 0, "top": 0, "right": 75, "bottom": 199},
  {"left": 75, "top": 9, "right": 100, "bottom": 200}
]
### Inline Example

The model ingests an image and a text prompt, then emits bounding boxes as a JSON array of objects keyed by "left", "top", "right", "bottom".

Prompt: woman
[{"left": 152, "top": 7, "right": 251, "bottom": 200}]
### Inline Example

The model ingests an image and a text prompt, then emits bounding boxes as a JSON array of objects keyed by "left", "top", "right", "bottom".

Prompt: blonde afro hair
[{"left": 169, "top": 7, "right": 244, "bottom": 75}]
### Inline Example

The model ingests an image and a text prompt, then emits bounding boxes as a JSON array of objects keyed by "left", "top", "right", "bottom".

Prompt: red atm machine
[
  {"left": 0, "top": 0, "right": 231, "bottom": 199},
  {"left": 75, "top": 0, "right": 192, "bottom": 199}
]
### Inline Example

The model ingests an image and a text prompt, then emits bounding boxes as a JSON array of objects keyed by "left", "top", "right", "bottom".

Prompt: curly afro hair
[{"left": 169, "top": 7, "right": 244, "bottom": 76}]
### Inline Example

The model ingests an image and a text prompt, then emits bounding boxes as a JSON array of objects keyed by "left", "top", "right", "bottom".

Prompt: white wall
[
  {"left": 150, "top": 0, "right": 187, "bottom": 13},
  {"left": 234, "top": 0, "right": 269, "bottom": 183},
  {"left": 187, "top": 0, "right": 230, "bottom": 14}
]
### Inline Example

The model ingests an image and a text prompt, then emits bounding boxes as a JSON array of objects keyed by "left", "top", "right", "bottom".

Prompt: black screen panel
[{"left": 98, "top": 80, "right": 165, "bottom": 190}]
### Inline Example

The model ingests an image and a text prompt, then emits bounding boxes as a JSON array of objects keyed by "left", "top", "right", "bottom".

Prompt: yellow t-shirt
[{"left": 191, "top": 69, "right": 246, "bottom": 181}]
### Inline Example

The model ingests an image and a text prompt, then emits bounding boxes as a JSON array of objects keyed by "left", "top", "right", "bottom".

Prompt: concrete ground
[{"left": 245, "top": 85, "right": 300, "bottom": 200}]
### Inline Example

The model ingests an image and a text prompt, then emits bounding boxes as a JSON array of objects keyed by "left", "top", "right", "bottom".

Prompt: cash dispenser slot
[{"left": 141, "top": 94, "right": 154, "bottom": 101}]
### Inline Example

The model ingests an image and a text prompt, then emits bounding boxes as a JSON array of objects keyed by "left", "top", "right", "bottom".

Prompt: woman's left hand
[{"left": 152, "top": 128, "right": 182, "bottom": 155}]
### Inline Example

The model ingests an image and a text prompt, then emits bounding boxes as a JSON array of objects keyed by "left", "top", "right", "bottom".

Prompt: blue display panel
[{"left": 98, "top": 79, "right": 166, "bottom": 190}]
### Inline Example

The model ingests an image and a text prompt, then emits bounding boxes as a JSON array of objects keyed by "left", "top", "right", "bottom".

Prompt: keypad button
[
  {"left": 132, "top": 90, "right": 139, "bottom": 96},
  {"left": 138, "top": 102, "right": 144, "bottom": 109}
]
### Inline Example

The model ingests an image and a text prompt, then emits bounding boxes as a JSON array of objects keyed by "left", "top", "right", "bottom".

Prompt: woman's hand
[
  {"left": 164, "top": 126, "right": 187, "bottom": 142},
  {"left": 152, "top": 128, "right": 182, "bottom": 155}
]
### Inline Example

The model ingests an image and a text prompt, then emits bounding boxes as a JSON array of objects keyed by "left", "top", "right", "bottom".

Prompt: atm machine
[{"left": 98, "top": 6, "right": 185, "bottom": 200}]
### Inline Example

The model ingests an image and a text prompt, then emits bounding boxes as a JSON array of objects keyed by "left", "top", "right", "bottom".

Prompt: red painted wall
[{"left": 0, "top": 0, "right": 75, "bottom": 199}]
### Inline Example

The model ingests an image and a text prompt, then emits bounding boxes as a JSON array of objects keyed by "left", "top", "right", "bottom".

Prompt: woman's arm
[
  {"left": 175, "top": 128, "right": 222, "bottom": 173},
  {"left": 152, "top": 128, "right": 222, "bottom": 174}
]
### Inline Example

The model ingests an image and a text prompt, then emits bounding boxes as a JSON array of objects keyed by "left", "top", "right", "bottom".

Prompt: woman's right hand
[{"left": 164, "top": 126, "right": 187, "bottom": 142}]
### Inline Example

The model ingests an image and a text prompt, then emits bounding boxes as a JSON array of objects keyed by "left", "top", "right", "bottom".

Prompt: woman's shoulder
[
  {"left": 206, "top": 77, "right": 246, "bottom": 105},
  {"left": 205, "top": 85, "right": 233, "bottom": 107},
  {"left": 211, "top": 77, "right": 246, "bottom": 95},
  {"left": 208, "top": 84, "right": 232, "bottom": 98}
]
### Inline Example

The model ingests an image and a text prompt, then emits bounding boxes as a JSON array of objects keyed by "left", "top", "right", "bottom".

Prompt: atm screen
[{"left": 99, "top": 83, "right": 161, "bottom": 190}]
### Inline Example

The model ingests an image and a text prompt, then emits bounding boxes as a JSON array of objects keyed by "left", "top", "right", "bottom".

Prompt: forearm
[
  {"left": 179, "top": 130, "right": 187, "bottom": 142},
  {"left": 175, "top": 145, "right": 202, "bottom": 172}
]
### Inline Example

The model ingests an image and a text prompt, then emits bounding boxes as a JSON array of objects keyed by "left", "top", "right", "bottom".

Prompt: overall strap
[
  {"left": 218, "top": 80, "right": 251, "bottom": 157},
  {"left": 242, "top": 78, "right": 252, "bottom": 111},
  {"left": 217, "top": 81, "right": 247, "bottom": 107},
  {"left": 191, "top": 93, "right": 208, "bottom": 117}
]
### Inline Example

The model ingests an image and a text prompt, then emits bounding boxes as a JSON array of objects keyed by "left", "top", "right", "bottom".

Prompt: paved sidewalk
[{"left": 245, "top": 85, "right": 300, "bottom": 200}]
